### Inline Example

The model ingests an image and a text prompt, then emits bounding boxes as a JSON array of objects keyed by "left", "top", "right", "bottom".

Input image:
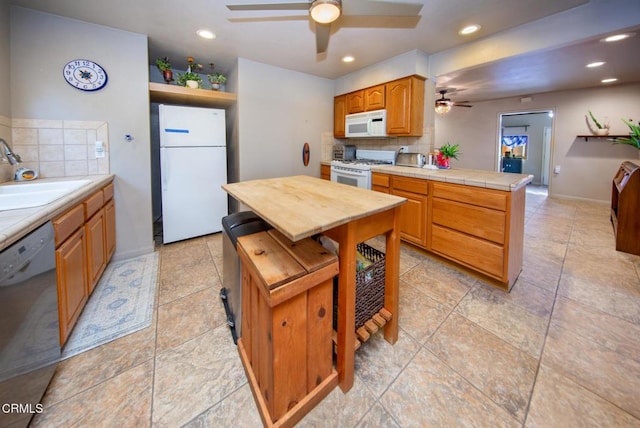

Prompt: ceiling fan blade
[
  {"left": 316, "top": 23, "right": 331, "bottom": 54},
  {"left": 342, "top": 0, "right": 423, "bottom": 17},
  {"left": 454, "top": 104, "right": 473, "bottom": 108},
  {"left": 227, "top": 2, "right": 311, "bottom": 11}
]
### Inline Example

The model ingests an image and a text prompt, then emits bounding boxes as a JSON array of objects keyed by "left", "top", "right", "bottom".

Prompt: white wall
[
  {"left": 436, "top": 82, "right": 640, "bottom": 202},
  {"left": 236, "top": 58, "right": 334, "bottom": 182},
  {"left": 0, "top": 0, "right": 12, "bottom": 182},
  {"left": 10, "top": 7, "right": 154, "bottom": 259}
]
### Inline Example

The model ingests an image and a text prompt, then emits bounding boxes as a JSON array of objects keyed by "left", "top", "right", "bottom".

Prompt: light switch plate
[{"left": 95, "top": 140, "right": 105, "bottom": 158}]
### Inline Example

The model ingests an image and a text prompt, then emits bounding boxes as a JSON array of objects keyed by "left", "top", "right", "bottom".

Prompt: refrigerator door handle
[{"left": 161, "top": 147, "right": 168, "bottom": 192}]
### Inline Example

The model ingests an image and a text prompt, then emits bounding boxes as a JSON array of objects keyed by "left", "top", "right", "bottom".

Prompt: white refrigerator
[{"left": 159, "top": 104, "right": 228, "bottom": 244}]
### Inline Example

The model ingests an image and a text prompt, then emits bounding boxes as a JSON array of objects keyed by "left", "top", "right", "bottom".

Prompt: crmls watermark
[{"left": 2, "top": 403, "right": 44, "bottom": 414}]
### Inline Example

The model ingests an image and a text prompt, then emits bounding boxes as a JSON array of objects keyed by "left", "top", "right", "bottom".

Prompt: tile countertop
[
  {"left": 0, "top": 174, "right": 115, "bottom": 251},
  {"left": 372, "top": 165, "right": 534, "bottom": 191}
]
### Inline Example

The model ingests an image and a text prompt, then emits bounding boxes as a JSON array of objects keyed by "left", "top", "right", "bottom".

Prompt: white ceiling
[{"left": 8, "top": 0, "right": 640, "bottom": 103}]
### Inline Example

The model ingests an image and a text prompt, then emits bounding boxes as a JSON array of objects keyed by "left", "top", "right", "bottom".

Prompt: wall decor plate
[{"left": 63, "top": 59, "right": 108, "bottom": 91}]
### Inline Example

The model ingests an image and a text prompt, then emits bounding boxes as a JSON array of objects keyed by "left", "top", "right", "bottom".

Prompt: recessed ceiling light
[
  {"left": 601, "top": 78, "right": 618, "bottom": 83},
  {"left": 586, "top": 61, "right": 605, "bottom": 68},
  {"left": 602, "top": 33, "right": 634, "bottom": 42},
  {"left": 459, "top": 24, "right": 481, "bottom": 35},
  {"left": 197, "top": 29, "right": 216, "bottom": 40},
  {"left": 342, "top": 55, "right": 355, "bottom": 63}
]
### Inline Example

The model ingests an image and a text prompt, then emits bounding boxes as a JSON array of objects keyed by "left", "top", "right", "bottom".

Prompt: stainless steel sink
[{"left": 0, "top": 179, "right": 91, "bottom": 210}]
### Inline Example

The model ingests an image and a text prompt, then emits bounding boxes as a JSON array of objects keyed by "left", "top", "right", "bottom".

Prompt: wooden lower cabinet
[
  {"left": 56, "top": 227, "right": 88, "bottom": 345},
  {"left": 54, "top": 181, "right": 116, "bottom": 344},
  {"left": 86, "top": 209, "right": 106, "bottom": 293},
  {"left": 105, "top": 199, "right": 116, "bottom": 260},
  {"left": 391, "top": 188, "right": 427, "bottom": 247},
  {"left": 371, "top": 173, "right": 524, "bottom": 290},
  {"left": 320, "top": 164, "right": 330, "bottom": 180}
]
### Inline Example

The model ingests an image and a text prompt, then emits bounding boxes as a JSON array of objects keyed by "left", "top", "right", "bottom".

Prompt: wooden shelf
[
  {"left": 577, "top": 134, "right": 628, "bottom": 142},
  {"left": 149, "top": 82, "right": 237, "bottom": 108}
]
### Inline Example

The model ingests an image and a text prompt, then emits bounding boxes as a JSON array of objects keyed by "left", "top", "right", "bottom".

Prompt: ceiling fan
[
  {"left": 226, "top": 0, "right": 423, "bottom": 54},
  {"left": 435, "top": 89, "right": 472, "bottom": 114}
]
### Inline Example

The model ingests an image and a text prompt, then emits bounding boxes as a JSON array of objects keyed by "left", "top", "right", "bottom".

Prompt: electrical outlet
[
  {"left": 95, "top": 140, "right": 105, "bottom": 158},
  {"left": 554, "top": 165, "right": 561, "bottom": 174},
  {"left": 399, "top": 146, "right": 409, "bottom": 153}
]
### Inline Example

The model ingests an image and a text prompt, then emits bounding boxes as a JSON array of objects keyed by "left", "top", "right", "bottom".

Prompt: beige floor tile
[
  {"left": 356, "top": 402, "right": 400, "bottom": 427},
  {"left": 542, "top": 322, "right": 640, "bottom": 419},
  {"left": 156, "top": 287, "right": 228, "bottom": 353},
  {"left": 426, "top": 313, "right": 538, "bottom": 421},
  {"left": 397, "top": 280, "right": 451, "bottom": 344},
  {"left": 380, "top": 348, "right": 520, "bottom": 427},
  {"left": 354, "top": 329, "right": 420, "bottom": 398},
  {"left": 32, "top": 360, "right": 153, "bottom": 427},
  {"left": 552, "top": 296, "right": 640, "bottom": 362},
  {"left": 400, "top": 259, "right": 474, "bottom": 308},
  {"left": 182, "top": 384, "right": 262, "bottom": 428},
  {"left": 526, "top": 364, "right": 640, "bottom": 427},
  {"left": 297, "top": 376, "right": 377, "bottom": 427},
  {"left": 476, "top": 277, "right": 555, "bottom": 318},
  {"left": 455, "top": 285, "right": 549, "bottom": 358},
  {"left": 44, "top": 318, "right": 156, "bottom": 405},
  {"left": 152, "top": 326, "right": 247, "bottom": 427}
]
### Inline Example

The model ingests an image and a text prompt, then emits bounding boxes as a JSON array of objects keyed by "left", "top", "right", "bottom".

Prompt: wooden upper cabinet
[
  {"left": 364, "top": 85, "right": 385, "bottom": 111},
  {"left": 386, "top": 76, "right": 425, "bottom": 137},
  {"left": 334, "top": 95, "right": 347, "bottom": 138},
  {"left": 346, "top": 90, "right": 365, "bottom": 114}
]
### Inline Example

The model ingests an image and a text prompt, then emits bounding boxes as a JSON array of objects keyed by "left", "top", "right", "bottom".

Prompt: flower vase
[
  {"left": 436, "top": 153, "right": 450, "bottom": 169},
  {"left": 595, "top": 128, "right": 609, "bottom": 136},
  {"left": 185, "top": 80, "right": 199, "bottom": 89},
  {"left": 162, "top": 70, "right": 173, "bottom": 83},
  {"left": 211, "top": 83, "right": 220, "bottom": 91}
]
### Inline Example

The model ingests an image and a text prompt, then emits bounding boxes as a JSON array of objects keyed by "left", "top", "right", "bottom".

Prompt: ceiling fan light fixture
[
  {"left": 435, "top": 101, "right": 452, "bottom": 114},
  {"left": 310, "top": 0, "right": 341, "bottom": 24}
]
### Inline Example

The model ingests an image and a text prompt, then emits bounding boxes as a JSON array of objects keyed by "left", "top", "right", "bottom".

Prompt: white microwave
[{"left": 345, "top": 110, "right": 387, "bottom": 138}]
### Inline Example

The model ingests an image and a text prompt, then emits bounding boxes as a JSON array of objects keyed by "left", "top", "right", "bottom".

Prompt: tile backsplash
[{"left": 10, "top": 118, "right": 110, "bottom": 180}]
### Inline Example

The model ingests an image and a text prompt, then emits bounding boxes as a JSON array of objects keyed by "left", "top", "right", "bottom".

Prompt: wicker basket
[{"left": 333, "top": 243, "right": 385, "bottom": 330}]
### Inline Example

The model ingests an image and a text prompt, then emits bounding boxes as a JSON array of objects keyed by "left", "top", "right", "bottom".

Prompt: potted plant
[
  {"left": 615, "top": 118, "right": 640, "bottom": 149},
  {"left": 156, "top": 57, "right": 173, "bottom": 83},
  {"left": 207, "top": 72, "right": 226, "bottom": 91},
  {"left": 176, "top": 57, "right": 203, "bottom": 88},
  {"left": 588, "top": 110, "right": 610, "bottom": 136},
  {"left": 436, "top": 143, "right": 460, "bottom": 169}
]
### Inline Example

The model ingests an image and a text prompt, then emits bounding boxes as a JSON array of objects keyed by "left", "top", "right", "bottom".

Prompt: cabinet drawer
[
  {"left": 53, "top": 204, "right": 85, "bottom": 247},
  {"left": 432, "top": 198, "right": 506, "bottom": 244},
  {"left": 103, "top": 182, "right": 114, "bottom": 202},
  {"left": 432, "top": 182, "right": 507, "bottom": 211},
  {"left": 84, "top": 189, "right": 104, "bottom": 220},
  {"left": 392, "top": 176, "right": 428, "bottom": 195},
  {"left": 431, "top": 224, "right": 504, "bottom": 279},
  {"left": 371, "top": 173, "right": 390, "bottom": 188}
]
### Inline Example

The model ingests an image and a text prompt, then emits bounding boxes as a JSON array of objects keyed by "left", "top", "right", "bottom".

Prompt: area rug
[{"left": 61, "top": 252, "right": 159, "bottom": 360}]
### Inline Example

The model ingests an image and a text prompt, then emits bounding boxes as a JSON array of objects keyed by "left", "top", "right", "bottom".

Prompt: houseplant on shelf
[
  {"left": 156, "top": 57, "right": 173, "bottom": 83},
  {"left": 207, "top": 72, "right": 226, "bottom": 91},
  {"left": 176, "top": 57, "right": 203, "bottom": 88},
  {"left": 615, "top": 118, "right": 640, "bottom": 149},
  {"left": 436, "top": 143, "right": 460, "bottom": 169},
  {"left": 587, "top": 110, "right": 610, "bottom": 136}
]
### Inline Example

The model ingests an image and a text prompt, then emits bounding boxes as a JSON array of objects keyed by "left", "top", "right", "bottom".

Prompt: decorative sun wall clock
[{"left": 63, "top": 59, "right": 108, "bottom": 91}]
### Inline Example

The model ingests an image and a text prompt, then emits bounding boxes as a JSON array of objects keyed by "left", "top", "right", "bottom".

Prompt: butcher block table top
[
  {"left": 223, "top": 175, "right": 406, "bottom": 394},
  {"left": 222, "top": 175, "right": 406, "bottom": 241}
]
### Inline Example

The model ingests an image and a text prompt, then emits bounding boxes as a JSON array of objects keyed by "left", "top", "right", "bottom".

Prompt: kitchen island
[
  {"left": 222, "top": 175, "right": 406, "bottom": 393},
  {"left": 369, "top": 165, "right": 533, "bottom": 290}
]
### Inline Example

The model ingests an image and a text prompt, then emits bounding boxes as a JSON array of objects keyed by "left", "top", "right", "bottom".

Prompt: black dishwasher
[{"left": 0, "top": 222, "right": 60, "bottom": 428}]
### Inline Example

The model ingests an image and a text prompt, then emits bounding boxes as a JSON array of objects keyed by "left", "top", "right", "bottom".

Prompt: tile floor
[{"left": 32, "top": 186, "right": 640, "bottom": 427}]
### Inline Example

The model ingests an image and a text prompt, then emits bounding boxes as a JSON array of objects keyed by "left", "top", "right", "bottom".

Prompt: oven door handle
[{"left": 331, "top": 167, "right": 368, "bottom": 178}]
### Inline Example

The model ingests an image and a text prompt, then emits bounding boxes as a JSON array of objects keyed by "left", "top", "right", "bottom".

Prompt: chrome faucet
[{"left": 0, "top": 138, "right": 22, "bottom": 165}]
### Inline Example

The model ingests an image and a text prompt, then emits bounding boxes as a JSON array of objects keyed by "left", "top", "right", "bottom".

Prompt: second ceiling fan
[
  {"left": 435, "top": 89, "right": 473, "bottom": 114},
  {"left": 227, "top": 0, "right": 423, "bottom": 54}
]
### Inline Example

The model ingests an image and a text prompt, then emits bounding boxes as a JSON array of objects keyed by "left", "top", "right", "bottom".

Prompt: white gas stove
[{"left": 330, "top": 150, "right": 396, "bottom": 189}]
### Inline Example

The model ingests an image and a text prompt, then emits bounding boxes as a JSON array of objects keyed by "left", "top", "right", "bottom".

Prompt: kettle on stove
[{"left": 15, "top": 167, "right": 38, "bottom": 181}]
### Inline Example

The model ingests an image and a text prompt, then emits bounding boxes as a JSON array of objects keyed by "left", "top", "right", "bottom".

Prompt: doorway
[{"left": 498, "top": 110, "right": 554, "bottom": 188}]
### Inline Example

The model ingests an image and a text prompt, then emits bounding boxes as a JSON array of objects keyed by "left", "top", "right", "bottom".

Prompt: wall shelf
[
  {"left": 577, "top": 134, "right": 628, "bottom": 142},
  {"left": 149, "top": 82, "right": 237, "bottom": 108}
]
